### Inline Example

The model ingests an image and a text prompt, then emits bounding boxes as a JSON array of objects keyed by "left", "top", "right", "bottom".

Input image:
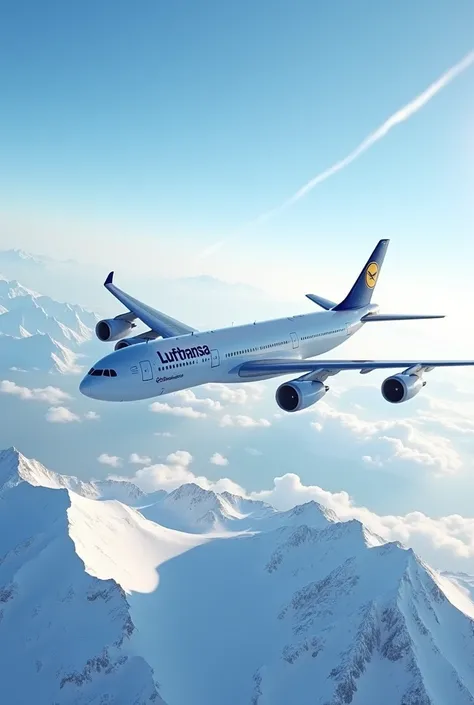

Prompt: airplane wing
[
  {"left": 104, "top": 272, "right": 198, "bottom": 338},
  {"left": 237, "top": 358, "right": 474, "bottom": 379}
]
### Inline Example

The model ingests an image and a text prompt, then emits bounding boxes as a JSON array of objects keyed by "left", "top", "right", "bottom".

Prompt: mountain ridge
[
  {"left": 0, "top": 275, "right": 99, "bottom": 373},
  {"left": 1, "top": 446, "right": 474, "bottom": 705}
]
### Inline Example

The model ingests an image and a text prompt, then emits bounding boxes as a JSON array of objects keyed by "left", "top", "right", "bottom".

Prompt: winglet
[{"left": 104, "top": 271, "right": 114, "bottom": 287}]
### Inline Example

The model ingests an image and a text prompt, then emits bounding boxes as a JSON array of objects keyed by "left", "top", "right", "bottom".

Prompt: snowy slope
[
  {"left": 1, "top": 447, "right": 474, "bottom": 705},
  {"left": 0, "top": 447, "right": 145, "bottom": 504},
  {"left": 70, "top": 499, "right": 474, "bottom": 705},
  {"left": 0, "top": 331, "right": 84, "bottom": 373},
  {"left": 0, "top": 482, "right": 164, "bottom": 704},
  {"left": 140, "top": 482, "right": 264, "bottom": 532},
  {"left": 442, "top": 571, "right": 474, "bottom": 603},
  {"left": 140, "top": 483, "right": 336, "bottom": 534},
  {"left": 0, "top": 275, "right": 99, "bottom": 373}
]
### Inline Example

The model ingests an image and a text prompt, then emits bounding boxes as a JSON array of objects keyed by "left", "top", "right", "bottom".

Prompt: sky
[
  {"left": 0, "top": 2, "right": 474, "bottom": 573},
  {"left": 0, "top": 1, "right": 473, "bottom": 291}
]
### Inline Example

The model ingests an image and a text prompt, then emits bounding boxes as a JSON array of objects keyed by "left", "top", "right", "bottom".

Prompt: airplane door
[
  {"left": 211, "top": 349, "right": 220, "bottom": 368},
  {"left": 139, "top": 360, "right": 153, "bottom": 381},
  {"left": 290, "top": 332, "right": 299, "bottom": 349}
]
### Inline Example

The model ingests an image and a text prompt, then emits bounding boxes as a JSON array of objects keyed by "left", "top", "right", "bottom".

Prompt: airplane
[{"left": 79, "top": 239, "right": 474, "bottom": 411}]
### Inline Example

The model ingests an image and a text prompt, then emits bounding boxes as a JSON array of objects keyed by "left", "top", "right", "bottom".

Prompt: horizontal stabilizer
[
  {"left": 361, "top": 314, "right": 445, "bottom": 322},
  {"left": 305, "top": 294, "right": 336, "bottom": 310}
]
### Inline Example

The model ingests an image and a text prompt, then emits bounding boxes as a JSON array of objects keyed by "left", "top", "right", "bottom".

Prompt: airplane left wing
[
  {"left": 237, "top": 358, "right": 474, "bottom": 379},
  {"left": 104, "top": 272, "right": 198, "bottom": 338}
]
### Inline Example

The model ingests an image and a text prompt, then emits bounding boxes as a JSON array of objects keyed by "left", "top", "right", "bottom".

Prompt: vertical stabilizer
[{"left": 333, "top": 239, "right": 389, "bottom": 311}]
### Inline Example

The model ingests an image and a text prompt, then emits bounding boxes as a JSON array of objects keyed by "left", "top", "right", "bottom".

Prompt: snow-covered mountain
[
  {"left": 442, "top": 571, "right": 474, "bottom": 604},
  {"left": 0, "top": 481, "right": 164, "bottom": 704},
  {"left": 140, "top": 483, "right": 337, "bottom": 534},
  {"left": 0, "top": 447, "right": 145, "bottom": 504},
  {"left": 0, "top": 275, "right": 99, "bottom": 373},
  {"left": 1, "top": 447, "right": 474, "bottom": 705}
]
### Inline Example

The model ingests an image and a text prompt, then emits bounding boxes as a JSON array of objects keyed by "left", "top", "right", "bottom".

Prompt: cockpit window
[{"left": 88, "top": 368, "right": 117, "bottom": 377}]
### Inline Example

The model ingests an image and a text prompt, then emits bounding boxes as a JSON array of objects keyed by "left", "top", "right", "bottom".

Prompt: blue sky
[
  {"left": 0, "top": 1, "right": 472, "bottom": 287},
  {"left": 0, "top": 2, "right": 474, "bottom": 572}
]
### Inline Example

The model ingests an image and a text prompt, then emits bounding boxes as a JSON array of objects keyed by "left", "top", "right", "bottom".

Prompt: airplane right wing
[
  {"left": 104, "top": 272, "right": 198, "bottom": 339},
  {"left": 236, "top": 358, "right": 474, "bottom": 379}
]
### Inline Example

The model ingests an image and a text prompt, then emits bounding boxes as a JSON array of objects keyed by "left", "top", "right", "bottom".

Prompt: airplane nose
[{"left": 79, "top": 375, "right": 94, "bottom": 398}]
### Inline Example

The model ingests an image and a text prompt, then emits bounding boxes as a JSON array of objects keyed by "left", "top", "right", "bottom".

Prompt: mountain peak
[
  {"left": 0, "top": 447, "right": 144, "bottom": 504},
  {"left": 1, "top": 447, "right": 474, "bottom": 704},
  {"left": 288, "top": 499, "right": 339, "bottom": 523},
  {"left": 168, "top": 482, "right": 216, "bottom": 503}
]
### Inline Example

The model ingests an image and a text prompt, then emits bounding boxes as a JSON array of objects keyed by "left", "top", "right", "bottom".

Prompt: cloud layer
[{"left": 0, "top": 379, "right": 71, "bottom": 405}]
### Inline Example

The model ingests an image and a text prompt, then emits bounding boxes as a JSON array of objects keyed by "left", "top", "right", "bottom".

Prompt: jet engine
[
  {"left": 114, "top": 335, "right": 147, "bottom": 351},
  {"left": 275, "top": 380, "right": 329, "bottom": 412},
  {"left": 381, "top": 373, "right": 426, "bottom": 404},
  {"left": 95, "top": 318, "right": 134, "bottom": 343}
]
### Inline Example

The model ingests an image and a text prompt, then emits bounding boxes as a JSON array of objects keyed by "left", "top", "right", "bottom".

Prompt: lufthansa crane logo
[{"left": 365, "top": 262, "right": 378, "bottom": 289}]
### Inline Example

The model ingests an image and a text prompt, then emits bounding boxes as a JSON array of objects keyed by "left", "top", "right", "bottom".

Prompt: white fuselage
[{"left": 79, "top": 305, "right": 376, "bottom": 402}]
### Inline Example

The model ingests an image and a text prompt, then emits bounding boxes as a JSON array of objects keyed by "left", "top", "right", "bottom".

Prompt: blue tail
[{"left": 333, "top": 239, "right": 390, "bottom": 311}]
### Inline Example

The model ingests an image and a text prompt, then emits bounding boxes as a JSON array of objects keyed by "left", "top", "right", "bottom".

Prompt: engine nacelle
[
  {"left": 114, "top": 335, "right": 147, "bottom": 351},
  {"left": 276, "top": 380, "right": 329, "bottom": 413},
  {"left": 95, "top": 318, "right": 134, "bottom": 343},
  {"left": 381, "top": 373, "right": 426, "bottom": 404}
]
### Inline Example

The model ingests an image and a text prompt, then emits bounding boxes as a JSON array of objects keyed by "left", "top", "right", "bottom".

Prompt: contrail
[{"left": 200, "top": 50, "right": 474, "bottom": 259}]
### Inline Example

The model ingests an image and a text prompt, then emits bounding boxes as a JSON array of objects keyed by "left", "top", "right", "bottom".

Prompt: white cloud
[
  {"left": 129, "top": 453, "right": 152, "bottom": 465},
  {"left": 202, "top": 382, "right": 265, "bottom": 405},
  {"left": 362, "top": 455, "right": 383, "bottom": 468},
  {"left": 98, "top": 453, "right": 123, "bottom": 468},
  {"left": 84, "top": 410, "right": 100, "bottom": 421},
  {"left": 220, "top": 414, "right": 271, "bottom": 428},
  {"left": 115, "top": 448, "right": 474, "bottom": 571},
  {"left": 210, "top": 452, "right": 229, "bottom": 466},
  {"left": 245, "top": 447, "right": 263, "bottom": 456},
  {"left": 173, "top": 389, "right": 222, "bottom": 411},
  {"left": 154, "top": 431, "right": 174, "bottom": 437},
  {"left": 149, "top": 401, "right": 206, "bottom": 419},
  {"left": 166, "top": 450, "right": 193, "bottom": 467},
  {"left": 118, "top": 449, "right": 242, "bottom": 495},
  {"left": 45, "top": 406, "right": 80, "bottom": 423},
  {"left": 312, "top": 402, "right": 462, "bottom": 475},
  {"left": 0, "top": 379, "right": 71, "bottom": 405},
  {"left": 249, "top": 473, "right": 474, "bottom": 570}
]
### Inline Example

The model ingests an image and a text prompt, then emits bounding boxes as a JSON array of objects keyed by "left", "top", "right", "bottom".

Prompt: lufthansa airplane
[{"left": 79, "top": 240, "right": 474, "bottom": 412}]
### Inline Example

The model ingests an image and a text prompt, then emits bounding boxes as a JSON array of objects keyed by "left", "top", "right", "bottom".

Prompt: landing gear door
[
  {"left": 211, "top": 349, "right": 220, "bottom": 368},
  {"left": 140, "top": 360, "right": 153, "bottom": 381}
]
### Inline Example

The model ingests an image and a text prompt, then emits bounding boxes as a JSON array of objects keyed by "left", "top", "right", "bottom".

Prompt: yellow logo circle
[{"left": 365, "top": 262, "right": 378, "bottom": 289}]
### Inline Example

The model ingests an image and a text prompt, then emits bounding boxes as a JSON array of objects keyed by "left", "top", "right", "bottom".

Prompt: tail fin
[{"left": 333, "top": 239, "right": 389, "bottom": 311}]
